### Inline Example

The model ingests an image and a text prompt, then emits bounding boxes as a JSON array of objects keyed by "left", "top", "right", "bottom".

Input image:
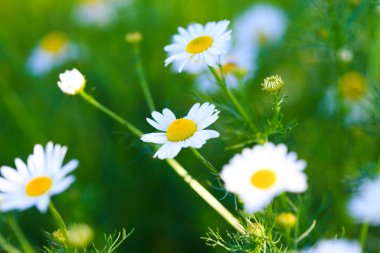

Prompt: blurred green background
[{"left": 0, "top": 0, "right": 379, "bottom": 252}]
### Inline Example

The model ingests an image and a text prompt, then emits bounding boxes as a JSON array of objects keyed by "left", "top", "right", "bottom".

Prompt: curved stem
[
  {"left": 133, "top": 45, "right": 156, "bottom": 112},
  {"left": 209, "top": 66, "right": 256, "bottom": 132},
  {"left": 78, "top": 92, "right": 245, "bottom": 234},
  {"left": 48, "top": 202, "right": 69, "bottom": 243},
  {"left": 190, "top": 147, "right": 219, "bottom": 175},
  {"left": 6, "top": 215, "right": 35, "bottom": 253}
]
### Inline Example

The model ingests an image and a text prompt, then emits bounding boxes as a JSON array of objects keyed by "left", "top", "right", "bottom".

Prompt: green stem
[
  {"left": 78, "top": 92, "right": 245, "bottom": 234},
  {"left": 0, "top": 233, "right": 22, "bottom": 253},
  {"left": 190, "top": 147, "right": 219, "bottom": 175},
  {"left": 208, "top": 66, "right": 256, "bottom": 131},
  {"left": 48, "top": 202, "right": 69, "bottom": 242},
  {"left": 6, "top": 215, "right": 35, "bottom": 253},
  {"left": 79, "top": 91, "right": 143, "bottom": 138},
  {"left": 133, "top": 45, "right": 155, "bottom": 111},
  {"left": 360, "top": 222, "right": 369, "bottom": 252}
]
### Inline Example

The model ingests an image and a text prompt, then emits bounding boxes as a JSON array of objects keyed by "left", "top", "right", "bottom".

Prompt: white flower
[
  {"left": 234, "top": 4, "right": 287, "bottom": 61},
  {"left": 27, "top": 31, "right": 77, "bottom": 76},
  {"left": 58, "top": 68, "right": 86, "bottom": 95},
  {"left": 141, "top": 103, "right": 220, "bottom": 159},
  {"left": 73, "top": 0, "right": 116, "bottom": 27},
  {"left": 301, "top": 239, "right": 361, "bottom": 253},
  {"left": 348, "top": 175, "right": 380, "bottom": 225},
  {"left": 164, "top": 20, "right": 231, "bottom": 73},
  {"left": 220, "top": 142, "right": 307, "bottom": 212},
  {"left": 0, "top": 142, "right": 78, "bottom": 213}
]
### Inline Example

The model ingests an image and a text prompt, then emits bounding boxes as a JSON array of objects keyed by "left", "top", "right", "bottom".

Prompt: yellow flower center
[
  {"left": 40, "top": 32, "right": 68, "bottom": 54},
  {"left": 258, "top": 32, "right": 269, "bottom": 45},
  {"left": 166, "top": 118, "right": 197, "bottom": 142},
  {"left": 250, "top": 169, "right": 276, "bottom": 189},
  {"left": 338, "top": 71, "right": 367, "bottom": 101},
  {"left": 25, "top": 176, "right": 52, "bottom": 197},
  {"left": 186, "top": 36, "right": 214, "bottom": 54}
]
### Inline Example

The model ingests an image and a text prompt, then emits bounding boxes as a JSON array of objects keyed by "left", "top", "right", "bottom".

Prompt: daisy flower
[
  {"left": 0, "top": 142, "right": 78, "bottom": 213},
  {"left": 73, "top": 0, "right": 121, "bottom": 27},
  {"left": 57, "top": 68, "right": 86, "bottom": 95},
  {"left": 234, "top": 4, "right": 287, "bottom": 64},
  {"left": 27, "top": 31, "right": 77, "bottom": 76},
  {"left": 301, "top": 239, "right": 361, "bottom": 253},
  {"left": 164, "top": 20, "right": 231, "bottom": 73},
  {"left": 220, "top": 142, "right": 307, "bottom": 212},
  {"left": 141, "top": 103, "right": 220, "bottom": 159},
  {"left": 348, "top": 175, "right": 380, "bottom": 225}
]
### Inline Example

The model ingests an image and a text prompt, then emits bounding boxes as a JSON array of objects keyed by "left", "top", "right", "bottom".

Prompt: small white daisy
[
  {"left": 27, "top": 31, "right": 78, "bottom": 76},
  {"left": 234, "top": 4, "right": 287, "bottom": 52},
  {"left": 164, "top": 20, "right": 231, "bottom": 73},
  {"left": 301, "top": 239, "right": 361, "bottom": 253},
  {"left": 73, "top": 0, "right": 117, "bottom": 27},
  {"left": 220, "top": 142, "right": 307, "bottom": 212},
  {"left": 0, "top": 142, "right": 78, "bottom": 213},
  {"left": 58, "top": 68, "right": 86, "bottom": 95},
  {"left": 348, "top": 175, "right": 380, "bottom": 226},
  {"left": 141, "top": 103, "right": 220, "bottom": 159}
]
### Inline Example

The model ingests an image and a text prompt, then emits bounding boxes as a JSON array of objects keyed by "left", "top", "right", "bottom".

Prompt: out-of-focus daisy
[
  {"left": 220, "top": 142, "right": 307, "bottom": 212},
  {"left": 338, "top": 71, "right": 367, "bottom": 102},
  {"left": 57, "top": 68, "right": 86, "bottom": 95},
  {"left": 196, "top": 54, "right": 251, "bottom": 92},
  {"left": 301, "top": 239, "right": 361, "bottom": 253},
  {"left": 164, "top": 20, "right": 231, "bottom": 73},
  {"left": 27, "top": 31, "right": 77, "bottom": 76},
  {"left": 234, "top": 4, "right": 287, "bottom": 48},
  {"left": 337, "top": 48, "right": 353, "bottom": 63},
  {"left": 141, "top": 103, "right": 220, "bottom": 159},
  {"left": 0, "top": 142, "right": 78, "bottom": 213},
  {"left": 73, "top": 0, "right": 119, "bottom": 27},
  {"left": 348, "top": 175, "right": 380, "bottom": 225}
]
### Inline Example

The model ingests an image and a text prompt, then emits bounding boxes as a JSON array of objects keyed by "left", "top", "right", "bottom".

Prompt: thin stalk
[
  {"left": 6, "top": 215, "right": 35, "bottom": 253},
  {"left": 360, "top": 222, "right": 369, "bottom": 252},
  {"left": 189, "top": 147, "right": 219, "bottom": 175},
  {"left": 165, "top": 158, "right": 245, "bottom": 234},
  {"left": 48, "top": 202, "right": 69, "bottom": 242},
  {"left": 132, "top": 44, "right": 155, "bottom": 111},
  {"left": 0, "top": 233, "right": 22, "bottom": 253},
  {"left": 78, "top": 92, "right": 245, "bottom": 234},
  {"left": 79, "top": 91, "right": 143, "bottom": 138},
  {"left": 209, "top": 66, "right": 256, "bottom": 132}
]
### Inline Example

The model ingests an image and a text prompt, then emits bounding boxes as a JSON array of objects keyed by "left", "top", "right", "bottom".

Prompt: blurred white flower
[
  {"left": 235, "top": 4, "right": 287, "bottom": 48},
  {"left": 57, "top": 68, "right": 86, "bottom": 95},
  {"left": 73, "top": 0, "right": 118, "bottom": 27},
  {"left": 195, "top": 55, "right": 250, "bottom": 92},
  {"left": 301, "top": 239, "right": 361, "bottom": 253},
  {"left": 0, "top": 142, "right": 78, "bottom": 213},
  {"left": 164, "top": 20, "right": 231, "bottom": 73},
  {"left": 337, "top": 48, "right": 353, "bottom": 63},
  {"left": 27, "top": 31, "right": 77, "bottom": 76},
  {"left": 348, "top": 175, "right": 380, "bottom": 225},
  {"left": 141, "top": 103, "right": 220, "bottom": 159},
  {"left": 220, "top": 142, "right": 307, "bottom": 212}
]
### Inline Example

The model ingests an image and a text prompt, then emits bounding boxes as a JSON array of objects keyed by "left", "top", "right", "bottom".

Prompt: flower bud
[
  {"left": 125, "top": 32, "right": 142, "bottom": 44},
  {"left": 57, "top": 68, "right": 86, "bottom": 95},
  {"left": 248, "top": 223, "right": 265, "bottom": 237},
  {"left": 261, "top": 75, "right": 284, "bottom": 94},
  {"left": 276, "top": 212, "right": 297, "bottom": 229},
  {"left": 67, "top": 223, "right": 94, "bottom": 248},
  {"left": 53, "top": 229, "right": 66, "bottom": 243}
]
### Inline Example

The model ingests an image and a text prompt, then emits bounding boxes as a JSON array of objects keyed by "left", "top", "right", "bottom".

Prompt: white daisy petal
[
  {"left": 220, "top": 142, "right": 308, "bottom": 213},
  {"left": 143, "top": 102, "right": 220, "bottom": 159},
  {"left": 164, "top": 20, "right": 231, "bottom": 73},
  {"left": 0, "top": 142, "right": 77, "bottom": 213}
]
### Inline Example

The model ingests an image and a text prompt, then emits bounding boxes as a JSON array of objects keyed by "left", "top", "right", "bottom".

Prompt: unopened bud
[
  {"left": 53, "top": 229, "right": 66, "bottom": 243},
  {"left": 276, "top": 212, "right": 297, "bottom": 229},
  {"left": 125, "top": 32, "right": 142, "bottom": 44},
  {"left": 261, "top": 75, "right": 284, "bottom": 94},
  {"left": 68, "top": 223, "right": 94, "bottom": 248},
  {"left": 248, "top": 223, "right": 265, "bottom": 237}
]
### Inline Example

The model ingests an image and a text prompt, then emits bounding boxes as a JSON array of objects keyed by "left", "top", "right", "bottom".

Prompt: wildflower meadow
[{"left": 0, "top": 0, "right": 379, "bottom": 252}]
